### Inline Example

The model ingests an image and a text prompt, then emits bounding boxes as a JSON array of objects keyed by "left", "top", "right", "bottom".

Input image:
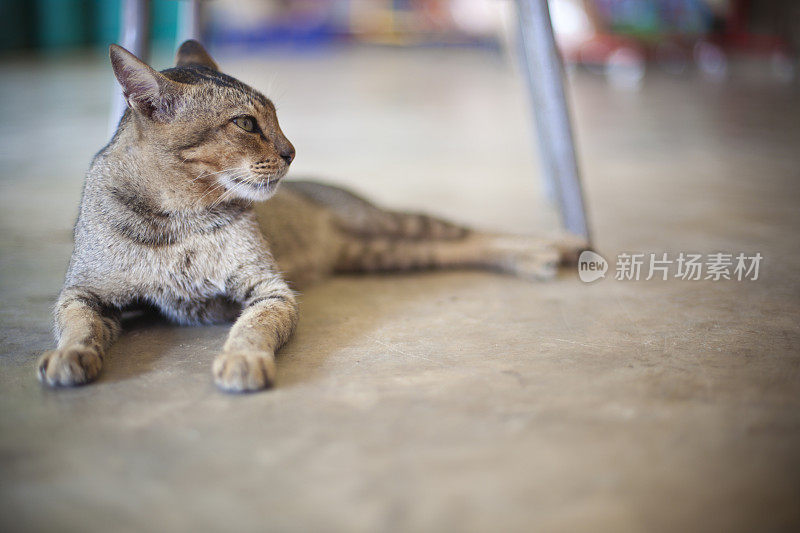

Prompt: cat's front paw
[
  {"left": 37, "top": 346, "right": 103, "bottom": 387},
  {"left": 213, "top": 351, "right": 276, "bottom": 393}
]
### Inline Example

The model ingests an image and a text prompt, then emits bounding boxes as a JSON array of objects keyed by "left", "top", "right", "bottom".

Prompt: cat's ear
[
  {"left": 109, "top": 44, "right": 183, "bottom": 120},
  {"left": 175, "top": 39, "right": 218, "bottom": 70}
]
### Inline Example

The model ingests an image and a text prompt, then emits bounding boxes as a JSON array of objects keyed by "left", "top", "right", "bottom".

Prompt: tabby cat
[{"left": 37, "top": 41, "right": 583, "bottom": 393}]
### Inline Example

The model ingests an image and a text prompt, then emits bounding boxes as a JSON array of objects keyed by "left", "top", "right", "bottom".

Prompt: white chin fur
[
  {"left": 236, "top": 183, "right": 277, "bottom": 202},
  {"left": 219, "top": 174, "right": 281, "bottom": 202}
]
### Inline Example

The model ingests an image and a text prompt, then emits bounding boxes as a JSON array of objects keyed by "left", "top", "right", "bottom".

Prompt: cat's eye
[{"left": 232, "top": 116, "right": 258, "bottom": 133}]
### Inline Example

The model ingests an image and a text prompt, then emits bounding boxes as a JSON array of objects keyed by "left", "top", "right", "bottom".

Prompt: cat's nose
[
  {"left": 280, "top": 145, "right": 295, "bottom": 165},
  {"left": 280, "top": 150, "right": 295, "bottom": 165}
]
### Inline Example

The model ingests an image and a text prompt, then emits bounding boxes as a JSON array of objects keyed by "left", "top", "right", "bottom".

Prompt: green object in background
[
  {"left": 0, "top": 0, "right": 180, "bottom": 52},
  {"left": 92, "top": 0, "right": 121, "bottom": 46},
  {"left": 0, "top": 0, "right": 35, "bottom": 50},
  {"left": 36, "top": 0, "right": 91, "bottom": 49},
  {"left": 151, "top": 0, "right": 179, "bottom": 48}
]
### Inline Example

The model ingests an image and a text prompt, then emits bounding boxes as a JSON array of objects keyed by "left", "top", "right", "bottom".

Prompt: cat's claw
[
  {"left": 37, "top": 346, "right": 102, "bottom": 387},
  {"left": 213, "top": 350, "right": 276, "bottom": 393}
]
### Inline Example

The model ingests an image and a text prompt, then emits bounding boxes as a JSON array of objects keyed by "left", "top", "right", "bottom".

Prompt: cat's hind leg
[
  {"left": 285, "top": 180, "right": 588, "bottom": 280},
  {"left": 335, "top": 230, "right": 584, "bottom": 281}
]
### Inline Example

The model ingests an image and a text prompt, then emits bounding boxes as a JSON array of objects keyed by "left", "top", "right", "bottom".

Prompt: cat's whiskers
[
  {"left": 210, "top": 179, "right": 245, "bottom": 209},
  {"left": 225, "top": 177, "right": 253, "bottom": 206},
  {"left": 218, "top": 176, "right": 250, "bottom": 206},
  {"left": 195, "top": 180, "right": 228, "bottom": 207},
  {"left": 196, "top": 169, "right": 250, "bottom": 208},
  {"left": 198, "top": 170, "right": 240, "bottom": 194},
  {"left": 192, "top": 170, "right": 208, "bottom": 183},
  {"left": 208, "top": 186, "right": 230, "bottom": 209}
]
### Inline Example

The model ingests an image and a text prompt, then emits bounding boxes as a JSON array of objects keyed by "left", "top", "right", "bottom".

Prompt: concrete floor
[{"left": 1, "top": 46, "right": 799, "bottom": 532}]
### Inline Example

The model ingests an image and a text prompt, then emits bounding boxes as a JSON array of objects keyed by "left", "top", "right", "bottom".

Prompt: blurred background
[
  {"left": 1, "top": 0, "right": 797, "bottom": 234},
  {"left": 1, "top": 1, "right": 798, "bottom": 84}
]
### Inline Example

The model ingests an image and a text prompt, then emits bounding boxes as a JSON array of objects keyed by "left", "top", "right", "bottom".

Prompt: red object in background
[
  {"left": 721, "top": 0, "right": 791, "bottom": 56},
  {"left": 555, "top": 0, "right": 794, "bottom": 85}
]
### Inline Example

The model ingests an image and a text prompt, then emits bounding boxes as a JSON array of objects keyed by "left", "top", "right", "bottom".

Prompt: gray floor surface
[{"left": 1, "top": 46, "right": 799, "bottom": 532}]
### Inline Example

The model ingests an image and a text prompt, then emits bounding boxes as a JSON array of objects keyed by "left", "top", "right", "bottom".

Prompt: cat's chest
[
  {"left": 151, "top": 246, "right": 224, "bottom": 292},
  {"left": 87, "top": 228, "right": 251, "bottom": 301},
  {"left": 138, "top": 236, "right": 239, "bottom": 296},
  {"left": 133, "top": 241, "right": 244, "bottom": 324},
  {"left": 69, "top": 209, "right": 272, "bottom": 307}
]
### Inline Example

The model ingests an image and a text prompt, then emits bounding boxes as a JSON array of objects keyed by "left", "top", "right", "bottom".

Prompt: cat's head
[{"left": 109, "top": 40, "right": 294, "bottom": 205}]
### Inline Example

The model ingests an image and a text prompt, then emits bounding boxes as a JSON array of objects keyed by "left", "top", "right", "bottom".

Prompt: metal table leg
[
  {"left": 515, "top": 0, "right": 591, "bottom": 242},
  {"left": 108, "top": 0, "right": 150, "bottom": 135}
]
